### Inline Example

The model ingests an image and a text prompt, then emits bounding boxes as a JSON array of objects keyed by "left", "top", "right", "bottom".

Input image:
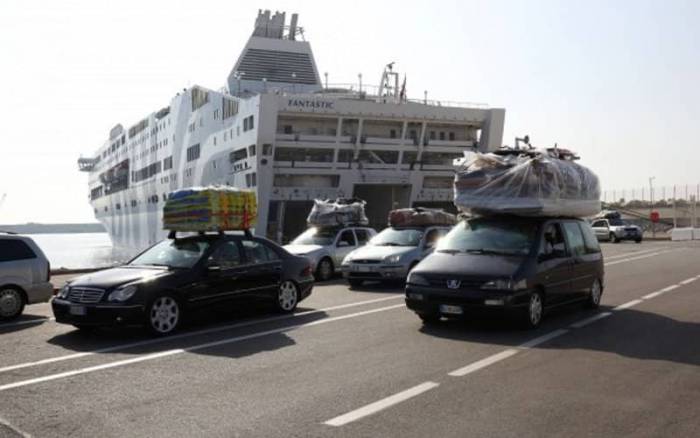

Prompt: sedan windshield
[
  {"left": 370, "top": 228, "right": 423, "bottom": 247},
  {"left": 609, "top": 218, "right": 625, "bottom": 226},
  {"left": 291, "top": 228, "right": 336, "bottom": 246},
  {"left": 128, "top": 239, "right": 210, "bottom": 268},
  {"left": 437, "top": 218, "right": 537, "bottom": 256}
]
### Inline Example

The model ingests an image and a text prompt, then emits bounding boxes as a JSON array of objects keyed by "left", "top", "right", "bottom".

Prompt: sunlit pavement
[{"left": 1, "top": 241, "right": 699, "bottom": 437}]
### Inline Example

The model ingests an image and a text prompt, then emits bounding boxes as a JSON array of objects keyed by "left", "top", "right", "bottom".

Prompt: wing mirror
[{"left": 206, "top": 263, "right": 222, "bottom": 274}]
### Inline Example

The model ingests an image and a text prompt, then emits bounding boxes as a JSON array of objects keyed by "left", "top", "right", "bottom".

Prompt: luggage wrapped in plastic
[
  {"left": 454, "top": 149, "right": 601, "bottom": 218},
  {"left": 163, "top": 186, "right": 257, "bottom": 231},
  {"left": 388, "top": 207, "right": 457, "bottom": 227},
  {"left": 307, "top": 198, "right": 369, "bottom": 227}
]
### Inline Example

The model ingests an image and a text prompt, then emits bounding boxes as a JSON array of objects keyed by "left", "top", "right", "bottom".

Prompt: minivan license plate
[
  {"left": 70, "top": 305, "right": 86, "bottom": 316},
  {"left": 439, "top": 304, "right": 463, "bottom": 315}
]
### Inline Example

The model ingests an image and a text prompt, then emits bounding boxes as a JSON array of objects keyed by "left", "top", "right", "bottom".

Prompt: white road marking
[
  {"left": 659, "top": 285, "right": 680, "bottom": 293},
  {"left": 605, "top": 250, "right": 674, "bottom": 266},
  {"left": 0, "top": 295, "right": 403, "bottom": 375},
  {"left": 324, "top": 381, "right": 440, "bottom": 427},
  {"left": 0, "top": 317, "right": 54, "bottom": 329},
  {"left": 518, "top": 328, "right": 569, "bottom": 348},
  {"left": 613, "top": 299, "right": 643, "bottom": 311},
  {"left": 603, "top": 248, "right": 669, "bottom": 260},
  {"left": 0, "top": 303, "right": 405, "bottom": 392},
  {"left": 0, "top": 416, "right": 31, "bottom": 438},
  {"left": 642, "top": 291, "right": 664, "bottom": 300},
  {"left": 679, "top": 277, "right": 697, "bottom": 285},
  {"left": 447, "top": 349, "right": 519, "bottom": 377},
  {"left": 570, "top": 312, "right": 613, "bottom": 328}
]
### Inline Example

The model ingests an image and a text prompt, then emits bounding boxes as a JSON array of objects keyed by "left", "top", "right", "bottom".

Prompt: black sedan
[{"left": 52, "top": 232, "right": 314, "bottom": 335}]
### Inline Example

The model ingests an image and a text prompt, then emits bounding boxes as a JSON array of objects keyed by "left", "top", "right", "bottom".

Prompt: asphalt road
[{"left": 1, "top": 241, "right": 699, "bottom": 437}]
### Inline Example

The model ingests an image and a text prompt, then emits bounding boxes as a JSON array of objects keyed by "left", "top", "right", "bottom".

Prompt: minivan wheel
[
  {"left": 316, "top": 258, "right": 334, "bottom": 281},
  {"left": 522, "top": 291, "right": 544, "bottom": 329},
  {"left": 147, "top": 295, "right": 181, "bottom": 335},
  {"left": 277, "top": 280, "right": 299, "bottom": 313},
  {"left": 610, "top": 233, "right": 619, "bottom": 243},
  {"left": 0, "top": 288, "right": 25, "bottom": 320},
  {"left": 586, "top": 279, "right": 603, "bottom": 309}
]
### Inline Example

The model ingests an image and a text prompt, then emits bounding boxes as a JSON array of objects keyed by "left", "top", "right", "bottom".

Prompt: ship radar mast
[{"left": 378, "top": 62, "right": 406, "bottom": 103}]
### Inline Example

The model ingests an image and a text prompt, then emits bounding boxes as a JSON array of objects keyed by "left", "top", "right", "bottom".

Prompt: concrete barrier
[
  {"left": 671, "top": 228, "right": 694, "bottom": 241},
  {"left": 694, "top": 229, "right": 700, "bottom": 240}
]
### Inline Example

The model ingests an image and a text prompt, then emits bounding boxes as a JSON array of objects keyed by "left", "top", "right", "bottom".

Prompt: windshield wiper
[
  {"left": 437, "top": 249, "right": 461, "bottom": 255},
  {"left": 465, "top": 248, "right": 520, "bottom": 256}
]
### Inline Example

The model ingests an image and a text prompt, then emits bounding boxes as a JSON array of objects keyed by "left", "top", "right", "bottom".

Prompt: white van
[{"left": 0, "top": 233, "right": 53, "bottom": 320}]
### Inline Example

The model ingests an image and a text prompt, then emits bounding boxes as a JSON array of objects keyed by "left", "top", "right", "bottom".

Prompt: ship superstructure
[{"left": 79, "top": 10, "right": 505, "bottom": 250}]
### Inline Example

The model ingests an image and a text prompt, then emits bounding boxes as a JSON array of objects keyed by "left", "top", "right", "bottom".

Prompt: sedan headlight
[
  {"left": 108, "top": 284, "right": 138, "bottom": 302},
  {"left": 57, "top": 284, "right": 70, "bottom": 299},
  {"left": 481, "top": 279, "right": 527, "bottom": 291},
  {"left": 407, "top": 272, "right": 429, "bottom": 286},
  {"left": 384, "top": 254, "right": 402, "bottom": 264}
]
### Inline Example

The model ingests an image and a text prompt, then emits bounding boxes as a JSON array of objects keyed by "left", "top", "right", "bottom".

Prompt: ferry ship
[{"left": 79, "top": 10, "right": 506, "bottom": 250}]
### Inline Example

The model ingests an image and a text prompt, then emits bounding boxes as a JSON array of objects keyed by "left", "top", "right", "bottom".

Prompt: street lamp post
[
  {"left": 291, "top": 72, "right": 296, "bottom": 94},
  {"left": 649, "top": 176, "right": 656, "bottom": 238}
]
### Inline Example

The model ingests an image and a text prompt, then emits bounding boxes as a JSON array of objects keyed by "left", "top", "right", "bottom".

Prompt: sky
[{"left": 1, "top": 0, "right": 699, "bottom": 224}]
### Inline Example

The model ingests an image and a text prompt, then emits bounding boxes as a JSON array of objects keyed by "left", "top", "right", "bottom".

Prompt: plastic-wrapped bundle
[
  {"left": 163, "top": 186, "right": 257, "bottom": 231},
  {"left": 388, "top": 207, "right": 456, "bottom": 227},
  {"left": 307, "top": 198, "right": 369, "bottom": 227},
  {"left": 454, "top": 149, "right": 601, "bottom": 218}
]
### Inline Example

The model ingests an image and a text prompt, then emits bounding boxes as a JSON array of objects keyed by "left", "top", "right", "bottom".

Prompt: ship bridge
[{"left": 227, "top": 10, "right": 322, "bottom": 96}]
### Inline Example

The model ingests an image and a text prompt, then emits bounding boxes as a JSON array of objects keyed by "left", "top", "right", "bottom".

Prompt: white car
[
  {"left": 591, "top": 218, "right": 643, "bottom": 243},
  {"left": 0, "top": 233, "right": 54, "bottom": 320},
  {"left": 284, "top": 226, "right": 377, "bottom": 281}
]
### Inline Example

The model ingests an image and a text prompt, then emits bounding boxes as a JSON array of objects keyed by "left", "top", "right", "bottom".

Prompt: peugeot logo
[{"left": 446, "top": 280, "right": 461, "bottom": 289}]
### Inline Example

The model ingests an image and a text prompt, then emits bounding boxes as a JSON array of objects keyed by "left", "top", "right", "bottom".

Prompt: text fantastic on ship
[{"left": 287, "top": 99, "right": 335, "bottom": 109}]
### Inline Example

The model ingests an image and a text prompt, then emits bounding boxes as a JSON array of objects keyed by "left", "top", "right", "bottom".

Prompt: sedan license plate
[
  {"left": 69, "top": 305, "right": 86, "bottom": 316},
  {"left": 353, "top": 265, "right": 372, "bottom": 273},
  {"left": 439, "top": 304, "right": 463, "bottom": 315}
]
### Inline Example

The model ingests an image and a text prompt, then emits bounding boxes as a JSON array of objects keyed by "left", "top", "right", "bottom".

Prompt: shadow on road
[
  {"left": 0, "top": 314, "right": 51, "bottom": 334},
  {"left": 418, "top": 304, "right": 700, "bottom": 367},
  {"left": 45, "top": 302, "right": 328, "bottom": 360}
]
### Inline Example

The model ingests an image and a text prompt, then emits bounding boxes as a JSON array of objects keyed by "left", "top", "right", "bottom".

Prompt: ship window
[
  {"left": 213, "top": 109, "right": 220, "bottom": 120},
  {"left": 248, "top": 116, "right": 254, "bottom": 130},
  {"left": 230, "top": 148, "right": 248, "bottom": 162},
  {"left": 213, "top": 136, "right": 217, "bottom": 146},
  {"left": 187, "top": 144, "right": 200, "bottom": 162},
  {"left": 243, "top": 118, "right": 248, "bottom": 131},
  {"left": 248, "top": 144, "right": 256, "bottom": 157},
  {"left": 222, "top": 98, "right": 238, "bottom": 119},
  {"left": 337, "top": 149, "right": 354, "bottom": 163},
  {"left": 274, "top": 147, "right": 333, "bottom": 163},
  {"left": 430, "top": 131, "right": 436, "bottom": 140},
  {"left": 262, "top": 144, "right": 273, "bottom": 156},
  {"left": 116, "top": 203, "right": 121, "bottom": 210},
  {"left": 357, "top": 150, "right": 399, "bottom": 164},
  {"left": 390, "top": 129, "right": 397, "bottom": 139},
  {"left": 439, "top": 132, "right": 446, "bottom": 141},
  {"left": 191, "top": 87, "right": 209, "bottom": 111},
  {"left": 449, "top": 132, "right": 456, "bottom": 141},
  {"left": 252, "top": 172, "right": 257, "bottom": 187},
  {"left": 409, "top": 130, "right": 417, "bottom": 140},
  {"left": 284, "top": 125, "right": 293, "bottom": 134}
]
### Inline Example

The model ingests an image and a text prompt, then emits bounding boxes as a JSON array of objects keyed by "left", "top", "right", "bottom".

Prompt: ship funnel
[{"left": 289, "top": 13, "right": 298, "bottom": 40}]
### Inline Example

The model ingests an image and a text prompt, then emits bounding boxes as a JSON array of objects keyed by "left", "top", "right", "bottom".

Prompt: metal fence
[{"left": 601, "top": 184, "right": 700, "bottom": 229}]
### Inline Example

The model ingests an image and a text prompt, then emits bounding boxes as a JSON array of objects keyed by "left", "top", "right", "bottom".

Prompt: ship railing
[{"left": 274, "top": 83, "right": 490, "bottom": 109}]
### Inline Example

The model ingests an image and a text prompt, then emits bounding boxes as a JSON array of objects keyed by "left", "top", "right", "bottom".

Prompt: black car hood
[
  {"left": 415, "top": 252, "right": 525, "bottom": 278},
  {"left": 68, "top": 266, "right": 174, "bottom": 289}
]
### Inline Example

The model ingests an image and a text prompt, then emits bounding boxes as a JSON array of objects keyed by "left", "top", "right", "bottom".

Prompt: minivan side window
[
  {"left": 579, "top": 223, "right": 601, "bottom": 253},
  {"left": 0, "top": 239, "right": 37, "bottom": 262},
  {"left": 562, "top": 222, "right": 586, "bottom": 257},
  {"left": 540, "top": 224, "right": 567, "bottom": 258}
]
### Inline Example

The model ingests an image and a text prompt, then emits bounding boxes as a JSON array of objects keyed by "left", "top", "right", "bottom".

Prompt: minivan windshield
[
  {"left": 291, "top": 228, "right": 336, "bottom": 246},
  {"left": 370, "top": 228, "right": 423, "bottom": 247},
  {"left": 129, "top": 239, "right": 210, "bottom": 268},
  {"left": 436, "top": 218, "right": 537, "bottom": 256}
]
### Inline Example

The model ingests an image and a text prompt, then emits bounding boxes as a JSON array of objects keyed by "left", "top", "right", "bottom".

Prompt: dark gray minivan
[{"left": 405, "top": 216, "right": 604, "bottom": 328}]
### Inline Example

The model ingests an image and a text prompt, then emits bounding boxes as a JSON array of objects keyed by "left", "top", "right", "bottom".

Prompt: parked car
[
  {"left": 0, "top": 232, "right": 53, "bottom": 320},
  {"left": 52, "top": 233, "right": 313, "bottom": 335},
  {"left": 405, "top": 216, "right": 604, "bottom": 328},
  {"left": 284, "top": 226, "right": 377, "bottom": 281},
  {"left": 341, "top": 226, "right": 451, "bottom": 287},
  {"left": 591, "top": 218, "right": 642, "bottom": 243}
]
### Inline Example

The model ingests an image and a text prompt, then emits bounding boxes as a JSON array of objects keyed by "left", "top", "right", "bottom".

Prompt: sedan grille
[
  {"left": 352, "top": 259, "right": 381, "bottom": 264},
  {"left": 67, "top": 287, "right": 105, "bottom": 304}
]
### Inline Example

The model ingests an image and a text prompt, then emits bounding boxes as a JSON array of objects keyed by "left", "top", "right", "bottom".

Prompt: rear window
[
  {"left": 579, "top": 222, "right": 601, "bottom": 253},
  {"left": 562, "top": 222, "right": 586, "bottom": 257},
  {"left": 0, "top": 239, "right": 37, "bottom": 262}
]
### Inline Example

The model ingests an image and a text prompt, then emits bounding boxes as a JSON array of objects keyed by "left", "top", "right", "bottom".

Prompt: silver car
[
  {"left": 341, "top": 226, "right": 451, "bottom": 287},
  {"left": 591, "top": 218, "right": 643, "bottom": 243},
  {"left": 284, "top": 226, "right": 377, "bottom": 281},
  {"left": 0, "top": 233, "right": 53, "bottom": 320}
]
